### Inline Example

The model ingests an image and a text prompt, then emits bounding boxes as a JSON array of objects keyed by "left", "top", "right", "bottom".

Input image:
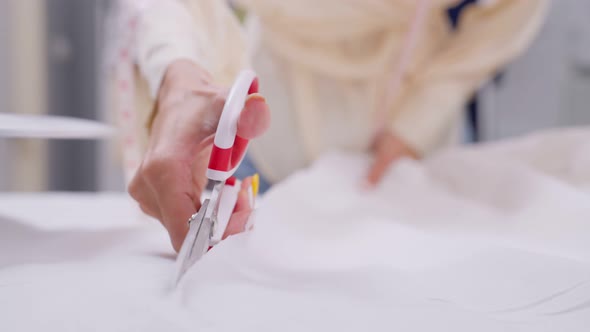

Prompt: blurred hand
[
  {"left": 129, "top": 60, "right": 270, "bottom": 251},
  {"left": 365, "top": 130, "right": 419, "bottom": 187}
]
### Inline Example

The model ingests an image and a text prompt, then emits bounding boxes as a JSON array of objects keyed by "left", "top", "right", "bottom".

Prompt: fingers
[
  {"left": 131, "top": 159, "right": 204, "bottom": 252},
  {"left": 134, "top": 154, "right": 200, "bottom": 252},
  {"left": 157, "top": 190, "right": 196, "bottom": 252},
  {"left": 234, "top": 177, "right": 252, "bottom": 212},
  {"left": 237, "top": 94, "right": 270, "bottom": 139},
  {"left": 128, "top": 170, "right": 162, "bottom": 221},
  {"left": 223, "top": 177, "right": 254, "bottom": 239},
  {"left": 365, "top": 131, "right": 395, "bottom": 187},
  {"left": 155, "top": 162, "right": 202, "bottom": 252},
  {"left": 129, "top": 73, "right": 268, "bottom": 252},
  {"left": 223, "top": 210, "right": 251, "bottom": 238},
  {"left": 364, "top": 132, "right": 419, "bottom": 187},
  {"left": 366, "top": 153, "right": 394, "bottom": 187}
]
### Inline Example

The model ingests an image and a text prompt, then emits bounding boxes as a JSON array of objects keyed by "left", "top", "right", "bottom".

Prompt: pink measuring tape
[{"left": 375, "top": 0, "right": 431, "bottom": 133}]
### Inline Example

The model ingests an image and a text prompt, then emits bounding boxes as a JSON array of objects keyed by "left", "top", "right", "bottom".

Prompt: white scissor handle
[{"left": 206, "top": 70, "right": 258, "bottom": 182}]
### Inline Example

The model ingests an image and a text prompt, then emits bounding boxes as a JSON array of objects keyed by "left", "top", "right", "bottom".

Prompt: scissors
[{"left": 173, "top": 70, "right": 259, "bottom": 285}]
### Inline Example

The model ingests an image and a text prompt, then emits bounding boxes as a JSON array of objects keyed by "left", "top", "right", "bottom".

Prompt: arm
[
  {"left": 128, "top": 1, "right": 269, "bottom": 251},
  {"left": 135, "top": 0, "right": 206, "bottom": 98},
  {"left": 391, "top": 0, "right": 549, "bottom": 155},
  {"left": 136, "top": 0, "right": 248, "bottom": 97}
]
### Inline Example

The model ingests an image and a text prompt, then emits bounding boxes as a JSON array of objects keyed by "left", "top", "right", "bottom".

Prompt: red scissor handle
[{"left": 206, "top": 70, "right": 259, "bottom": 182}]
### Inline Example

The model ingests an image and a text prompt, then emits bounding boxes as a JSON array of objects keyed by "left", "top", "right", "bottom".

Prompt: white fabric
[{"left": 1, "top": 128, "right": 590, "bottom": 331}]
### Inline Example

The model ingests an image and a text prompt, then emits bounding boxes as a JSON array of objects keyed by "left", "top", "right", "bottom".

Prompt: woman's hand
[
  {"left": 365, "top": 130, "right": 419, "bottom": 187},
  {"left": 129, "top": 60, "right": 270, "bottom": 251}
]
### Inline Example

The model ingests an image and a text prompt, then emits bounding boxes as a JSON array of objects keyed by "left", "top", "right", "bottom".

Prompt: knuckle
[
  {"left": 171, "top": 236, "right": 183, "bottom": 253},
  {"left": 138, "top": 203, "right": 156, "bottom": 218},
  {"left": 127, "top": 175, "right": 143, "bottom": 202},
  {"left": 212, "top": 90, "right": 227, "bottom": 110},
  {"left": 199, "top": 89, "right": 226, "bottom": 132},
  {"left": 141, "top": 154, "right": 176, "bottom": 180}
]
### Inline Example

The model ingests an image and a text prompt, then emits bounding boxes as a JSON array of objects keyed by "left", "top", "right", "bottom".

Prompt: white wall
[
  {"left": 97, "top": 0, "right": 126, "bottom": 191},
  {"left": 479, "top": 0, "right": 590, "bottom": 140},
  {"left": 0, "top": 0, "right": 11, "bottom": 189},
  {"left": 0, "top": 0, "right": 49, "bottom": 191}
]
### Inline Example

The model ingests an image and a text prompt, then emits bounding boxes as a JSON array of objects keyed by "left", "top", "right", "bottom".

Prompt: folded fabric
[{"left": 1, "top": 128, "right": 590, "bottom": 331}]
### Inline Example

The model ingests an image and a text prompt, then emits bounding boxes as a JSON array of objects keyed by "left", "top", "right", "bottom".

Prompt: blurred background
[
  {"left": 0, "top": 0, "right": 589, "bottom": 192},
  {"left": 0, "top": 0, "right": 121, "bottom": 192}
]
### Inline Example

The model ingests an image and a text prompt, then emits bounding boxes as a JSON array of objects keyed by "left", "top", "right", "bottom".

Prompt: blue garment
[
  {"left": 234, "top": 154, "right": 272, "bottom": 194},
  {"left": 447, "top": 0, "right": 479, "bottom": 28},
  {"left": 448, "top": 0, "right": 481, "bottom": 142}
]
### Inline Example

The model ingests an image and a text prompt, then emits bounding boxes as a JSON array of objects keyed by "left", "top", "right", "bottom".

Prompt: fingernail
[
  {"left": 246, "top": 93, "right": 266, "bottom": 103},
  {"left": 244, "top": 211, "right": 256, "bottom": 231}
]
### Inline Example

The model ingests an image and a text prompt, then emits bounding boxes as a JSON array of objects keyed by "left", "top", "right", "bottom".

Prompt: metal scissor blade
[
  {"left": 206, "top": 181, "right": 223, "bottom": 234},
  {"left": 173, "top": 200, "right": 212, "bottom": 286}
]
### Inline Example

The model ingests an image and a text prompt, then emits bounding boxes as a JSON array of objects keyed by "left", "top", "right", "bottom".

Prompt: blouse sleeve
[
  {"left": 135, "top": 0, "right": 248, "bottom": 98},
  {"left": 391, "top": 0, "right": 548, "bottom": 154}
]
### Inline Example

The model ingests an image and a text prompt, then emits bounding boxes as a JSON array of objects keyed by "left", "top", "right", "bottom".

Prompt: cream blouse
[{"left": 132, "top": 0, "right": 548, "bottom": 182}]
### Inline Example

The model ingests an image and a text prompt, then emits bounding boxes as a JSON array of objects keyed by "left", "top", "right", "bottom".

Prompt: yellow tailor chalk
[{"left": 252, "top": 173, "right": 260, "bottom": 197}]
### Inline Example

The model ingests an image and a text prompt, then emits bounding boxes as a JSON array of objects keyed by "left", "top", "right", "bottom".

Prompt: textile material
[{"left": 1, "top": 127, "right": 590, "bottom": 331}]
